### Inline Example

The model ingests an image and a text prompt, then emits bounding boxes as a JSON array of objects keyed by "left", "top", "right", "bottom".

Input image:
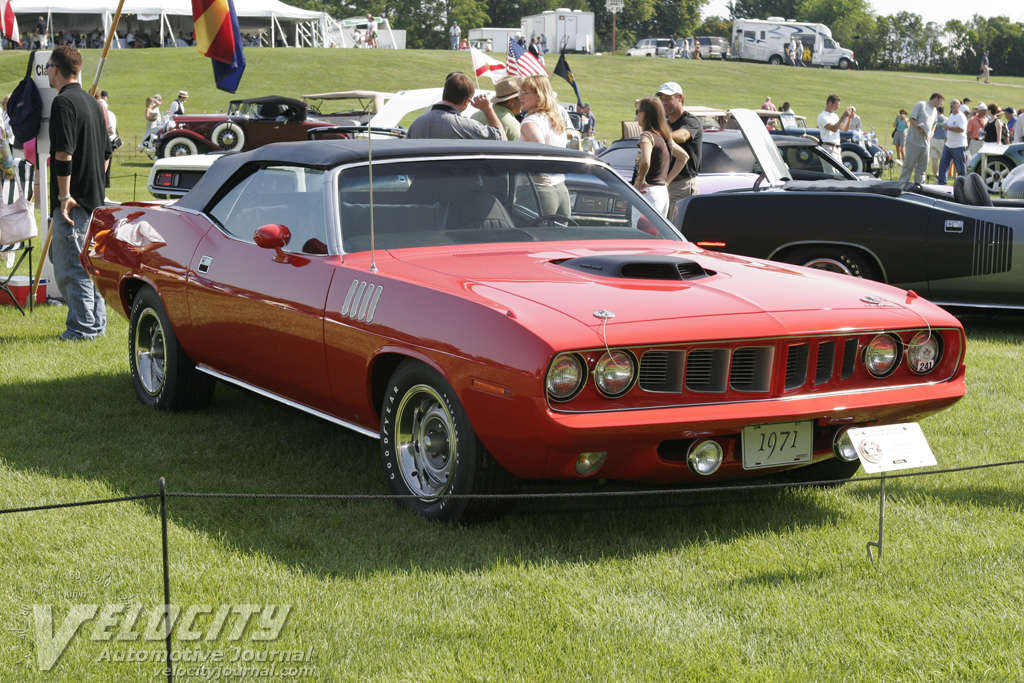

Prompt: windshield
[{"left": 336, "top": 157, "right": 683, "bottom": 253}]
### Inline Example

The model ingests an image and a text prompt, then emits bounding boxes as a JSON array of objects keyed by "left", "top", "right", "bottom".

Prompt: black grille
[
  {"left": 815, "top": 341, "right": 835, "bottom": 386},
  {"left": 785, "top": 344, "right": 809, "bottom": 391},
  {"left": 730, "top": 347, "right": 772, "bottom": 393}
]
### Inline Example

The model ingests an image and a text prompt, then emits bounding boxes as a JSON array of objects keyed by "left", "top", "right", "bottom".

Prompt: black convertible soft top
[{"left": 175, "top": 140, "right": 593, "bottom": 211}]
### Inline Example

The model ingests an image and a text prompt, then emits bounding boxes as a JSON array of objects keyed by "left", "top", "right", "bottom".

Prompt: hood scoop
[{"left": 555, "top": 254, "right": 714, "bottom": 281}]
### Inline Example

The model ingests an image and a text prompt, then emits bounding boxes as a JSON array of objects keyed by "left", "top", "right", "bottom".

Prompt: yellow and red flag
[{"left": 192, "top": 0, "right": 246, "bottom": 92}]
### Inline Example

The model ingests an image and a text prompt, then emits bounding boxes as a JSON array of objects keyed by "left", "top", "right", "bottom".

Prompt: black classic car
[{"left": 674, "top": 169, "right": 1024, "bottom": 310}]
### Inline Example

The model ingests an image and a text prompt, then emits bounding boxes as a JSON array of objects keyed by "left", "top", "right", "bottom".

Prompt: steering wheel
[{"left": 524, "top": 214, "right": 580, "bottom": 227}]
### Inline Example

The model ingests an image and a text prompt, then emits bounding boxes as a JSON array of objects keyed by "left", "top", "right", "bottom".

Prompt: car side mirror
[{"left": 253, "top": 223, "right": 293, "bottom": 263}]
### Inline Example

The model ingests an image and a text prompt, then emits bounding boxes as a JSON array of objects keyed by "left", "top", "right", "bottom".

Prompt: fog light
[
  {"left": 686, "top": 439, "right": 723, "bottom": 476},
  {"left": 833, "top": 428, "right": 858, "bottom": 462},
  {"left": 575, "top": 451, "right": 608, "bottom": 476}
]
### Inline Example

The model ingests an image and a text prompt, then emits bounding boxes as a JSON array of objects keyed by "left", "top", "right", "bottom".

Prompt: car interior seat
[
  {"left": 962, "top": 172, "right": 993, "bottom": 207},
  {"left": 445, "top": 192, "right": 516, "bottom": 231},
  {"left": 952, "top": 175, "right": 967, "bottom": 204}
]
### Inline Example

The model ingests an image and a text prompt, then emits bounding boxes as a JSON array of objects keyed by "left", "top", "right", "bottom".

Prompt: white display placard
[{"left": 847, "top": 423, "right": 937, "bottom": 474}]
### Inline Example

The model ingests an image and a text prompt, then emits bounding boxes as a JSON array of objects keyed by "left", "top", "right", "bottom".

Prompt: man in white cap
[
  {"left": 655, "top": 81, "right": 702, "bottom": 220},
  {"left": 168, "top": 90, "right": 188, "bottom": 117},
  {"left": 471, "top": 76, "right": 521, "bottom": 140}
]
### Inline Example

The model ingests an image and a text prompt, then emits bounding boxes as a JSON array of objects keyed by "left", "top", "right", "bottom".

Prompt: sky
[{"left": 701, "top": 0, "right": 1024, "bottom": 27}]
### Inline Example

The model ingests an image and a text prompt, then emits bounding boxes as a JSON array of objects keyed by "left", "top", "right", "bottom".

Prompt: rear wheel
[
  {"left": 129, "top": 288, "right": 215, "bottom": 411},
  {"left": 785, "top": 246, "right": 880, "bottom": 281},
  {"left": 381, "top": 360, "right": 518, "bottom": 523}
]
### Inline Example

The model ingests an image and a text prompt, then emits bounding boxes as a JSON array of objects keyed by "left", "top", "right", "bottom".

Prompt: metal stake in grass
[{"left": 867, "top": 472, "right": 885, "bottom": 565}]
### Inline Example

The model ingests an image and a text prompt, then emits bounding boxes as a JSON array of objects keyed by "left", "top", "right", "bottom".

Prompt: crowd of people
[
  {"left": 405, "top": 71, "right": 695, "bottom": 219},
  {"left": 888, "top": 95, "right": 1021, "bottom": 184}
]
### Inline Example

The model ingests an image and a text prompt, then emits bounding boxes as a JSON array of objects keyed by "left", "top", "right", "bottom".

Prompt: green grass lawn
[{"left": 2, "top": 48, "right": 1024, "bottom": 681}]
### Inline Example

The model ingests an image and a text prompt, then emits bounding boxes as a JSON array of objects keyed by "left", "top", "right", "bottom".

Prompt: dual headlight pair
[{"left": 547, "top": 350, "right": 634, "bottom": 401}]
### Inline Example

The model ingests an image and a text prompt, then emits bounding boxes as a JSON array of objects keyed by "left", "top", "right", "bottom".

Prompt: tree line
[{"left": 295, "top": 0, "right": 1023, "bottom": 76}]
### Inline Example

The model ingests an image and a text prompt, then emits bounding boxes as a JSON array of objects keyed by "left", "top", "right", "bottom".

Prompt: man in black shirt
[
  {"left": 47, "top": 46, "right": 112, "bottom": 341},
  {"left": 655, "top": 82, "right": 702, "bottom": 221}
]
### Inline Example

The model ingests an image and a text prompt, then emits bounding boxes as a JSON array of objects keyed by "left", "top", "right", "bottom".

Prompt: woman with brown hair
[
  {"left": 632, "top": 96, "right": 689, "bottom": 217},
  {"left": 517, "top": 74, "right": 570, "bottom": 216}
]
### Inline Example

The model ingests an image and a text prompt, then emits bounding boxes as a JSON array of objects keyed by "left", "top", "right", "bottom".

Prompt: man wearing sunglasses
[{"left": 47, "top": 46, "right": 112, "bottom": 341}]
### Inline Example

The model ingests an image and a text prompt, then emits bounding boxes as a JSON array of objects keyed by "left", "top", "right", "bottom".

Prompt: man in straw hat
[
  {"left": 471, "top": 76, "right": 521, "bottom": 140},
  {"left": 168, "top": 90, "right": 188, "bottom": 117}
]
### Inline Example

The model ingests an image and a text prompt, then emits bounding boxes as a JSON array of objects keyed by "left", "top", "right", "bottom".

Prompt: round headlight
[
  {"left": 594, "top": 350, "right": 636, "bottom": 398},
  {"left": 687, "top": 439, "right": 724, "bottom": 476},
  {"left": 906, "top": 330, "right": 941, "bottom": 374},
  {"left": 864, "top": 334, "right": 899, "bottom": 377},
  {"left": 547, "top": 353, "right": 585, "bottom": 401}
]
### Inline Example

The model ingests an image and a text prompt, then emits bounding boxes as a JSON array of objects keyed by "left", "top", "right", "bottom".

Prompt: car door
[
  {"left": 924, "top": 203, "right": 1022, "bottom": 307},
  {"left": 186, "top": 164, "right": 339, "bottom": 414}
]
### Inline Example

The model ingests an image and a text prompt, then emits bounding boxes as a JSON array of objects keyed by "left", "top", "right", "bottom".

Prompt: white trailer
[
  {"left": 520, "top": 9, "right": 594, "bottom": 54},
  {"left": 467, "top": 28, "right": 520, "bottom": 51},
  {"left": 731, "top": 18, "right": 856, "bottom": 69}
]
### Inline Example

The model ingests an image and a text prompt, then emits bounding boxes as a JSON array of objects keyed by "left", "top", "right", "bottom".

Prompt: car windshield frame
[{"left": 326, "top": 154, "right": 685, "bottom": 253}]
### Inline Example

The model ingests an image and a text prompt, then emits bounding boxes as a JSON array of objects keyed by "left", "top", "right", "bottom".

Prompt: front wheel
[
  {"left": 841, "top": 151, "right": 864, "bottom": 173},
  {"left": 785, "top": 246, "right": 880, "bottom": 280},
  {"left": 768, "top": 54, "right": 783, "bottom": 65},
  {"left": 982, "top": 156, "right": 1013, "bottom": 194},
  {"left": 161, "top": 136, "right": 199, "bottom": 158},
  {"left": 381, "top": 360, "right": 518, "bottom": 523},
  {"left": 838, "top": 58, "right": 851, "bottom": 70},
  {"left": 129, "top": 288, "right": 215, "bottom": 411}
]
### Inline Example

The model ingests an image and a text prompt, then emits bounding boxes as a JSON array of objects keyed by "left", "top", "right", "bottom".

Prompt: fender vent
[{"left": 557, "top": 255, "right": 712, "bottom": 281}]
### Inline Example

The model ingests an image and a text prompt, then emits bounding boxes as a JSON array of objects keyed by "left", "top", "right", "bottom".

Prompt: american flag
[{"left": 506, "top": 38, "right": 547, "bottom": 77}]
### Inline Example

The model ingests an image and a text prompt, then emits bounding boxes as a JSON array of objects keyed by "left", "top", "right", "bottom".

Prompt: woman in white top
[{"left": 518, "top": 75, "right": 571, "bottom": 217}]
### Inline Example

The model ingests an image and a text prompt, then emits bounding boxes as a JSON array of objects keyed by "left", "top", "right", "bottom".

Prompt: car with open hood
[
  {"left": 673, "top": 115, "right": 1024, "bottom": 310},
  {"left": 84, "top": 139, "right": 966, "bottom": 523}
]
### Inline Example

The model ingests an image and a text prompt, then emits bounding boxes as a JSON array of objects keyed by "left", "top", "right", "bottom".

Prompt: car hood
[
  {"left": 369, "top": 87, "right": 495, "bottom": 129},
  {"left": 388, "top": 241, "right": 925, "bottom": 337},
  {"left": 728, "top": 108, "right": 790, "bottom": 187}
]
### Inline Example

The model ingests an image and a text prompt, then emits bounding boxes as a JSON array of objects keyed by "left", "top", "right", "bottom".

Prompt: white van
[{"left": 731, "top": 18, "right": 856, "bottom": 69}]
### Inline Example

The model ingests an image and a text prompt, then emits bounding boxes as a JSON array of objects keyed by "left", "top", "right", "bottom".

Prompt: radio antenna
[{"left": 367, "top": 131, "right": 377, "bottom": 273}]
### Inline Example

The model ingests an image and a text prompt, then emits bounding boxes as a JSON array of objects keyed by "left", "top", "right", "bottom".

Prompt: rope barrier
[{"left": 3, "top": 458, "right": 1022, "bottom": 515}]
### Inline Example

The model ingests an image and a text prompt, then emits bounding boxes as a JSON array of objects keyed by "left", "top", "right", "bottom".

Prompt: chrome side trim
[{"left": 196, "top": 365, "right": 380, "bottom": 439}]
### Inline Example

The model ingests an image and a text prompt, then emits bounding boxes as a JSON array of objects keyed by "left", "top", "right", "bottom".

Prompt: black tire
[
  {"left": 381, "top": 360, "right": 518, "bottom": 523},
  {"left": 785, "top": 245, "right": 880, "bottom": 281},
  {"left": 129, "top": 288, "right": 215, "bottom": 411},
  {"left": 768, "top": 54, "right": 783, "bottom": 65},
  {"left": 841, "top": 151, "right": 864, "bottom": 173},
  {"left": 776, "top": 457, "right": 861, "bottom": 487},
  {"left": 838, "top": 58, "right": 851, "bottom": 70}
]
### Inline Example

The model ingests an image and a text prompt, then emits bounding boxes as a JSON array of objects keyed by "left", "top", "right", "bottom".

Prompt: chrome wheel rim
[
  {"left": 134, "top": 308, "right": 167, "bottom": 396},
  {"left": 803, "top": 257, "right": 855, "bottom": 277},
  {"left": 395, "top": 384, "right": 455, "bottom": 499},
  {"left": 984, "top": 160, "right": 1010, "bottom": 192}
]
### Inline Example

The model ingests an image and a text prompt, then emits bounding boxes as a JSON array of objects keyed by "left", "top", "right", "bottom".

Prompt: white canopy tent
[{"left": 10, "top": 0, "right": 331, "bottom": 49}]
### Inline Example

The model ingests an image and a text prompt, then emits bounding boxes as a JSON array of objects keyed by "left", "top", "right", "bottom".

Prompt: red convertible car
[{"left": 83, "top": 140, "right": 966, "bottom": 522}]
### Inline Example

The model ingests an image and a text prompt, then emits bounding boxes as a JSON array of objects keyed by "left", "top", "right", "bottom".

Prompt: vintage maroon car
[
  {"left": 83, "top": 140, "right": 966, "bottom": 523},
  {"left": 154, "top": 95, "right": 336, "bottom": 158}
]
